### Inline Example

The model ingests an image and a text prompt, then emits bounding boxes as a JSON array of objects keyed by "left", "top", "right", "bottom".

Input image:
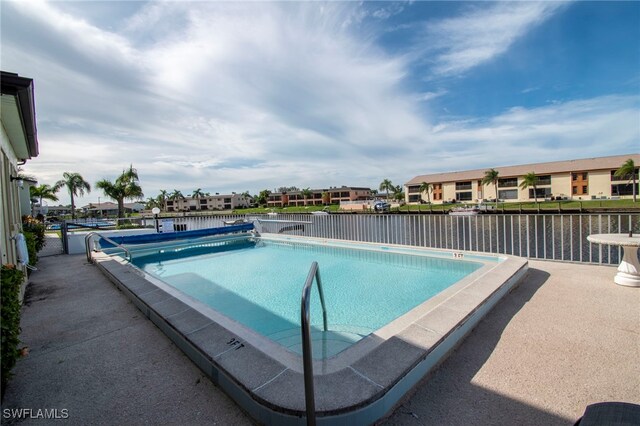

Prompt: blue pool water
[{"left": 131, "top": 237, "right": 482, "bottom": 358}]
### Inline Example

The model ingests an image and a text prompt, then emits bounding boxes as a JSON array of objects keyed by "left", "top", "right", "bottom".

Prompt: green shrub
[
  {"left": 1, "top": 265, "right": 24, "bottom": 398},
  {"left": 22, "top": 217, "right": 46, "bottom": 252},
  {"left": 23, "top": 232, "right": 38, "bottom": 268}
]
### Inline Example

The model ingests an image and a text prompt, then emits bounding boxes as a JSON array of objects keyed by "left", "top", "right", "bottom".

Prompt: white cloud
[
  {"left": 422, "top": 2, "right": 567, "bottom": 77},
  {"left": 419, "top": 95, "right": 639, "bottom": 174},
  {"left": 5, "top": 1, "right": 431, "bottom": 205},
  {"left": 417, "top": 89, "right": 448, "bottom": 102},
  {"left": 3, "top": 1, "right": 636, "bottom": 208}
]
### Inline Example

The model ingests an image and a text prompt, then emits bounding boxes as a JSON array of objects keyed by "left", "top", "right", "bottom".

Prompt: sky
[{"left": 2, "top": 0, "right": 639, "bottom": 206}]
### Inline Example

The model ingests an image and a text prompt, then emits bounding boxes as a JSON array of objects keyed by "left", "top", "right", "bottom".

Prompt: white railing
[
  {"left": 71, "top": 213, "right": 640, "bottom": 265},
  {"left": 247, "top": 213, "right": 639, "bottom": 265}
]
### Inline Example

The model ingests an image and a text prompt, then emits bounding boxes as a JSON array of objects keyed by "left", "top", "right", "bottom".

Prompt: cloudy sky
[{"left": 2, "top": 1, "right": 638, "bottom": 206}]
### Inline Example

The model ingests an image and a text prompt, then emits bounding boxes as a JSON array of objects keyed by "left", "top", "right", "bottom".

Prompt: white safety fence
[{"left": 66, "top": 213, "right": 639, "bottom": 265}]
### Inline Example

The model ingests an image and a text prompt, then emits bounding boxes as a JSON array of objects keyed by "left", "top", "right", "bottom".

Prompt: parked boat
[
  {"left": 449, "top": 206, "right": 481, "bottom": 216},
  {"left": 449, "top": 204, "right": 495, "bottom": 216}
]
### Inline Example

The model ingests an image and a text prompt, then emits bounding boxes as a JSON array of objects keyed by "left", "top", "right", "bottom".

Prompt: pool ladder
[
  {"left": 301, "top": 261, "right": 328, "bottom": 426},
  {"left": 84, "top": 232, "right": 132, "bottom": 263}
]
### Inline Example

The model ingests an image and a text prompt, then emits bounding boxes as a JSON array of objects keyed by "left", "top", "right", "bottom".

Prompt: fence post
[{"left": 61, "top": 221, "right": 69, "bottom": 254}]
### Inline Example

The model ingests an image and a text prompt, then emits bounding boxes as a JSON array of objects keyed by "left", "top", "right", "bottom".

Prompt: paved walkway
[
  {"left": 2, "top": 256, "right": 638, "bottom": 425},
  {"left": 1, "top": 255, "right": 251, "bottom": 425}
]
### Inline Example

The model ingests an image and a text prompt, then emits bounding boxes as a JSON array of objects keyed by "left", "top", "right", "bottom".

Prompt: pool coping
[{"left": 92, "top": 235, "right": 528, "bottom": 425}]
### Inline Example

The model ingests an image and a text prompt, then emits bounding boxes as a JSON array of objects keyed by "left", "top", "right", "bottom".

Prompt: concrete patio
[{"left": 2, "top": 255, "right": 638, "bottom": 425}]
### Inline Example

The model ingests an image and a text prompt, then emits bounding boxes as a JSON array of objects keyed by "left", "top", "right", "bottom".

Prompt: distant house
[
  {"left": 1, "top": 71, "right": 39, "bottom": 279},
  {"left": 267, "top": 186, "right": 372, "bottom": 208},
  {"left": 35, "top": 205, "right": 74, "bottom": 217},
  {"left": 165, "top": 193, "right": 251, "bottom": 212},
  {"left": 81, "top": 201, "right": 145, "bottom": 216}
]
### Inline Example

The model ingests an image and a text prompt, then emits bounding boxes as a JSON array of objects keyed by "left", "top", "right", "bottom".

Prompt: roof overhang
[{"left": 1, "top": 71, "right": 39, "bottom": 160}]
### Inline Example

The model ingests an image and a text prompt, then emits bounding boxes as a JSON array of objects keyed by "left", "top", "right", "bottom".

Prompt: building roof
[
  {"left": 406, "top": 154, "right": 640, "bottom": 186},
  {"left": 82, "top": 202, "right": 144, "bottom": 210},
  {"left": 1, "top": 71, "right": 39, "bottom": 159},
  {"left": 271, "top": 186, "right": 372, "bottom": 195}
]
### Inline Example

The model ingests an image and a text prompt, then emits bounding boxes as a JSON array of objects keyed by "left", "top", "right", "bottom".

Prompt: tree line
[{"left": 29, "top": 159, "right": 638, "bottom": 220}]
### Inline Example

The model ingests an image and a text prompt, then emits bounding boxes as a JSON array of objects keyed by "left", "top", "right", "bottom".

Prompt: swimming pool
[
  {"left": 93, "top": 232, "right": 527, "bottom": 425},
  {"left": 130, "top": 236, "right": 484, "bottom": 358}
]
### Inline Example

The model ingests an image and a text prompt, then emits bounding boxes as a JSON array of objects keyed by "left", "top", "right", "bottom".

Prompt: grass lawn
[
  {"left": 234, "top": 204, "right": 341, "bottom": 214},
  {"left": 397, "top": 199, "right": 639, "bottom": 212}
]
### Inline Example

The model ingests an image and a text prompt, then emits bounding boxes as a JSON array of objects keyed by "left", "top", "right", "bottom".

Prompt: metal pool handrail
[
  {"left": 300, "top": 261, "right": 328, "bottom": 426},
  {"left": 84, "top": 232, "right": 132, "bottom": 263}
]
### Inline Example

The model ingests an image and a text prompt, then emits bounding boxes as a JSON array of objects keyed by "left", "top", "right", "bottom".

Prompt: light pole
[{"left": 152, "top": 207, "right": 161, "bottom": 233}]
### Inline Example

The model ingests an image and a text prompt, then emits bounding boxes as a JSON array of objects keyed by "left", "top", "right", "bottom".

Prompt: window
[
  {"left": 455, "top": 181, "right": 472, "bottom": 190},
  {"left": 167, "top": 201, "right": 174, "bottom": 206},
  {"left": 224, "top": 198, "right": 231, "bottom": 203},
  {"left": 498, "top": 178, "right": 518, "bottom": 188},
  {"left": 582, "top": 185, "right": 588, "bottom": 194},
  {"left": 572, "top": 186, "right": 577, "bottom": 195},
  {"left": 536, "top": 175, "right": 551, "bottom": 186},
  {"left": 611, "top": 169, "right": 639, "bottom": 181},
  {"left": 582, "top": 173, "right": 588, "bottom": 180},
  {"left": 456, "top": 191, "right": 472, "bottom": 201},
  {"left": 498, "top": 189, "right": 518, "bottom": 200},
  {"left": 340, "top": 192, "right": 350, "bottom": 198},
  {"left": 408, "top": 194, "right": 420, "bottom": 202},
  {"left": 199, "top": 199, "right": 207, "bottom": 205},
  {"left": 407, "top": 185, "right": 420, "bottom": 193},
  {"left": 611, "top": 183, "right": 638, "bottom": 196},
  {"left": 529, "top": 187, "right": 551, "bottom": 198}
]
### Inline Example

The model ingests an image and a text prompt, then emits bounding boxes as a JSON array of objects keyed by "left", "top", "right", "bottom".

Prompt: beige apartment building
[
  {"left": 405, "top": 154, "right": 639, "bottom": 204},
  {"left": 267, "top": 186, "right": 371, "bottom": 208},
  {"left": 165, "top": 193, "right": 251, "bottom": 212}
]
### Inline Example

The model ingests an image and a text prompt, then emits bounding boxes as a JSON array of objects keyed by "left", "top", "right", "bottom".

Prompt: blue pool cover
[{"left": 99, "top": 223, "right": 254, "bottom": 247}]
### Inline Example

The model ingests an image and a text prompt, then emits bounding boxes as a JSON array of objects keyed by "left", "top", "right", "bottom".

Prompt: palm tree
[
  {"left": 169, "top": 190, "right": 185, "bottom": 200},
  {"left": 379, "top": 179, "right": 393, "bottom": 201},
  {"left": 482, "top": 168, "right": 500, "bottom": 208},
  {"left": 519, "top": 172, "right": 539, "bottom": 207},
  {"left": 30, "top": 184, "right": 60, "bottom": 210},
  {"left": 56, "top": 172, "right": 91, "bottom": 219},
  {"left": 392, "top": 185, "right": 404, "bottom": 202},
  {"left": 614, "top": 158, "right": 637, "bottom": 202},
  {"left": 192, "top": 188, "right": 204, "bottom": 199},
  {"left": 301, "top": 187, "right": 312, "bottom": 206},
  {"left": 156, "top": 189, "right": 169, "bottom": 211},
  {"left": 418, "top": 182, "right": 433, "bottom": 204},
  {"left": 391, "top": 185, "right": 404, "bottom": 201},
  {"left": 145, "top": 197, "right": 160, "bottom": 210},
  {"left": 96, "top": 165, "right": 144, "bottom": 218}
]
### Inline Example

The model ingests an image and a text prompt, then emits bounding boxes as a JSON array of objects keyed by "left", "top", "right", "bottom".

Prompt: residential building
[
  {"left": 33, "top": 205, "right": 74, "bottom": 218},
  {"left": 267, "top": 186, "right": 372, "bottom": 208},
  {"left": 1, "top": 71, "right": 39, "bottom": 277},
  {"left": 80, "top": 202, "right": 145, "bottom": 216},
  {"left": 405, "top": 154, "right": 640, "bottom": 204},
  {"left": 165, "top": 193, "right": 251, "bottom": 212}
]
